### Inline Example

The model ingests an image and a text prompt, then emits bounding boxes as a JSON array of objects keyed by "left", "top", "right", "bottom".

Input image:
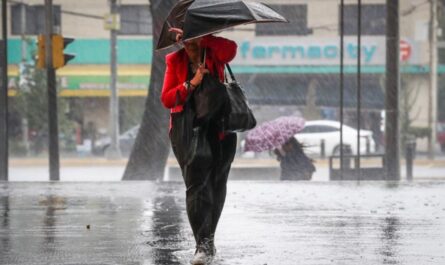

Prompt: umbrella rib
[
  {"left": 240, "top": 0, "right": 260, "bottom": 21},
  {"left": 189, "top": 1, "right": 239, "bottom": 10},
  {"left": 162, "top": 0, "right": 287, "bottom": 50}
]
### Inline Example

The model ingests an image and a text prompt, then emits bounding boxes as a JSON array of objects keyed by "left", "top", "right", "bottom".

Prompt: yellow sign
[
  {"left": 52, "top": 34, "right": 64, "bottom": 68},
  {"left": 104, "top": 13, "right": 121, "bottom": 31},
  {"left": 37, "top": 35, "right": 45, "bottom": 69}
]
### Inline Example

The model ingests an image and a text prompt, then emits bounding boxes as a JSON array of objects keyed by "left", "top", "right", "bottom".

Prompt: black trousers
[{"left": 170, "top": 115, "right": 237, "bottom": 247}]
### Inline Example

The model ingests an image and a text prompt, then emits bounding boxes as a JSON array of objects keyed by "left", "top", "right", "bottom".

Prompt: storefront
[{"left": 6, "top": 35, "right": 434, "bottom": 146}]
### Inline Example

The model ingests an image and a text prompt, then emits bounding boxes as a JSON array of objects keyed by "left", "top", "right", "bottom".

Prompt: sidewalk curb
[{"left": 9, "top": 157, "right": 445, "bottom": 168}]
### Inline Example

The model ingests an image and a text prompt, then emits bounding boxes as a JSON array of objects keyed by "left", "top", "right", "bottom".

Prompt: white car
[
  {"left": 94, "top": 125, "right": 140, "bottom": 156},
  {"left": 294, "top": 120, "right": 375, "bottom": 156}
]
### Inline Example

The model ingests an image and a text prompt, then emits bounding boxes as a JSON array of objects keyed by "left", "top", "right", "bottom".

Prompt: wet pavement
[{"left": 0, "top": 181, "right": 444, "bottom": 265}]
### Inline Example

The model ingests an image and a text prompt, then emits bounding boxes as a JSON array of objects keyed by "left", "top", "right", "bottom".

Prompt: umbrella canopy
[
  {"left": 156, "top": 0, "right": 288, "bottom": 50},
  {"left": 244, "top": 116, "right": 305, "bottom": 153},
  {"left": 157, "top": 0, "right": 194, "bottom": 51}
]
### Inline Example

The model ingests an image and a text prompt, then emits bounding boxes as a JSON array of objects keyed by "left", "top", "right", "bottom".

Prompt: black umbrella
[
  {"left": 156, "top": 0, "right": 194, "bottom": 51},
  {"left": 156, "top": 0, "right": 288, "bottom": 50}
]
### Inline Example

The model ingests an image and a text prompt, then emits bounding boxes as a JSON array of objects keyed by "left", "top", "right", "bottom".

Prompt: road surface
[{"left": 0, "top": 181, "right": 444, "bottom": 264}]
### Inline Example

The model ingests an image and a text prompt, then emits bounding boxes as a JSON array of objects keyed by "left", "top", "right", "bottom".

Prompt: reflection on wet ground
[{"left": 0, "top": 181, "right": 444, "bottom": 265}]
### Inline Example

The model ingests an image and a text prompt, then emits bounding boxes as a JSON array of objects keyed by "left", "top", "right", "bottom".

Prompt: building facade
[{"left": 5, "top": 0, "right": 441, "bottom": 152}]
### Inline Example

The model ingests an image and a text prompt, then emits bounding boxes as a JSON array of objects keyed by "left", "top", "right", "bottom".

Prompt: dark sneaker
[{"left": 209, "top": 243, "right": 217, "bottom": 257}]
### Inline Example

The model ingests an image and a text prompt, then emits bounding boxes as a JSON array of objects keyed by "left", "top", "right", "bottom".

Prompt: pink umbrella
[{"left": 244, "top": 116, "right": 305, "bottom": 152}]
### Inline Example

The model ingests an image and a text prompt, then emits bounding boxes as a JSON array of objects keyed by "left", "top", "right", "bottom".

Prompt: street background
[
  {"left": 3, "top": 0, "right": 445, "bottom": 182},
  {"left": 2, "top": 1, "right": 445, "bottom": 264}
]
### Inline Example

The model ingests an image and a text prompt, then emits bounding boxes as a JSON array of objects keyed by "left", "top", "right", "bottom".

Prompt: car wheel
[
  {"left": 332, "top": 145, "right": 353, "bottom": 156},
  {"left": 102, "top": 145, "right": 110, "bottom": 156}
]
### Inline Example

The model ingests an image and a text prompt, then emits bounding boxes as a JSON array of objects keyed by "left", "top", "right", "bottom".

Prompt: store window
[
  {"left": 255, "top": 4, "right": 312, "bottom": 36},
  {"left": 11, "top": 4, "right": 61, "bottom": 35},
  {"left": 118, "top": 5, "right": 152, "bottom": 35},
  {"left": 341, "top": 4, "right": 386, "bottom": 35}
]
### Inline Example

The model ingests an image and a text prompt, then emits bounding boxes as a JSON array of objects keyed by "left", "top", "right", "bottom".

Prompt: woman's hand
[
  {"left": 169, "top": 27, "right": 183, "bottom": 43},
  {"left": 190, "top": 63, "right": 209, "bottom": 88}
]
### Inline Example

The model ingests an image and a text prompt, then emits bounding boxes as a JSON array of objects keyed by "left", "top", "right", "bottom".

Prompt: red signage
[{"left": 400, "top": 40, "right": 412, "bottom": 62}]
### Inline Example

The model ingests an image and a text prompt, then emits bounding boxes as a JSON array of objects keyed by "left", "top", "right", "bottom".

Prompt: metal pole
[
  {"left": 385, "top": 0, "right": 400, "bottom": 180},
  {"left": 20, "top": 2, "right": 26, "bottom": 57},
  {"left": 45, "top": 0, "right": 60, "bottom": 180},
  {"left": 0, "top": 0, "right": 8, "bottom": 181},
  {"left": 357, "top": 0, "right": 362, "bottom": 180},
  {"left": 405, "top": 135, "right": 415, "bottom": 181},
  {"left": 320, "top": 139, "right": 326, "bottom": 159},
  {"left": 428, "top": 0, "right": 438, "bottom": 160},
  {"left": 20, "top": 1, "right": 29, "bottom": 155},
  {"left": 340, "top": 0, "right": 345, "bottom": 180},
  {"left": 106, "top": 0, "right": 121, "bottom": 159},
  {"left": 366, "top": 137, "right": 370, "bottom": 154}
]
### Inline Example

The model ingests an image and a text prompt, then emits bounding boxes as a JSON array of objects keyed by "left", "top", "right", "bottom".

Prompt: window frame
[
  {"left": 255, "top": 4, "right": 312, "bottom": 36},
  {"left": 11, "top": 4, "right": 61, "bottom": 35},
  {"left": 340, "top": 4, "right": 386, "bottom": 36},
  {"left": 117, "top": 4, "right": 152, "bottom": 36}
]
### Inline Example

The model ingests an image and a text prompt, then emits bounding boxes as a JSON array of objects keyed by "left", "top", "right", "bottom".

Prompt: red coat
[{"left": 160, "top": 35, "right": 237, "bottom": 136}]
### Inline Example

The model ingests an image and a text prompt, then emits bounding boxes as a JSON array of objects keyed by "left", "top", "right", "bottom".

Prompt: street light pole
[
  {"left": 385, "top": 0, "right": 400, "bottom": 180},
  {"left": 357, "top": 0, "right": 362, "bottom": 180},
  {"left": 20, "top": 1, "right": 30, "bottom": 155},
  {"left": 106, "top": 0, "right": 121, "bottom": 159},
  {"left": 339, "top": 0, "right": 345, "bottom": 179},
  {"left": 428, "top": 0, "right": 438, "bottom": 160},
  {"left": 0, "top": 0, "right": 8, "bottom": 181}
]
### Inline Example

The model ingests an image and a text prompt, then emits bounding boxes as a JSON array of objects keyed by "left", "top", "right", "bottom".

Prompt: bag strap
[
  {"left": 225, "top": 64, "right": 236, "bottom": 82},
  {"left": 174, "top": 87, "right": 181, "bottom": 108},
  {"left": 201, "top": 48, "right": 221, "bottom": 80}
]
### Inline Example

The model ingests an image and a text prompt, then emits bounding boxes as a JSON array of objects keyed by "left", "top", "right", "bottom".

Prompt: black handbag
[
  {"left": 171, "top": 65, "right": 213, "bottom": 168},
  {"left": 193, "top": 49, "right": 228, "bottom": 123},
  {"left": 222, "top": 64, "right": 256, "bottom": 132}
]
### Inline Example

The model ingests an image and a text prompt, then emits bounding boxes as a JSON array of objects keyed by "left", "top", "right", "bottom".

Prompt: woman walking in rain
[{"left": 160, "top": 28, "right": 237, "bottom": 264}]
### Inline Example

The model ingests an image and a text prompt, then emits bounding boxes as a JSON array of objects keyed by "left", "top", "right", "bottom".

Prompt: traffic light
[
  {"left": 52, "top": 34, "right": 75, "bottom": 69},
  {"left": 36, "top": 34, "right": 75, "bottom": 69},
  {"left": 37, "top": 34, "right": 45, "bottom": 69}
]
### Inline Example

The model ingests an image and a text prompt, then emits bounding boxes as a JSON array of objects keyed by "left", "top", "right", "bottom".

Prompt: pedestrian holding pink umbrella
[
  {"left": 244, "top": 116, "right": 306, "bottom": 152},
  {"left": 244, "top": 116, "right": 315, "bottom": 180}
]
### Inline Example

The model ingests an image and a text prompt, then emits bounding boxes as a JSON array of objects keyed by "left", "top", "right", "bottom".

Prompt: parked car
[
  {"left": 294, "top": 120, "right": 376, "bottom": 156},
  {"left": 94, "top": 125, "right": 140, "bottom": 156},
  {"left": 438, "top": 122, "right": 445, "bottom": 153}
]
